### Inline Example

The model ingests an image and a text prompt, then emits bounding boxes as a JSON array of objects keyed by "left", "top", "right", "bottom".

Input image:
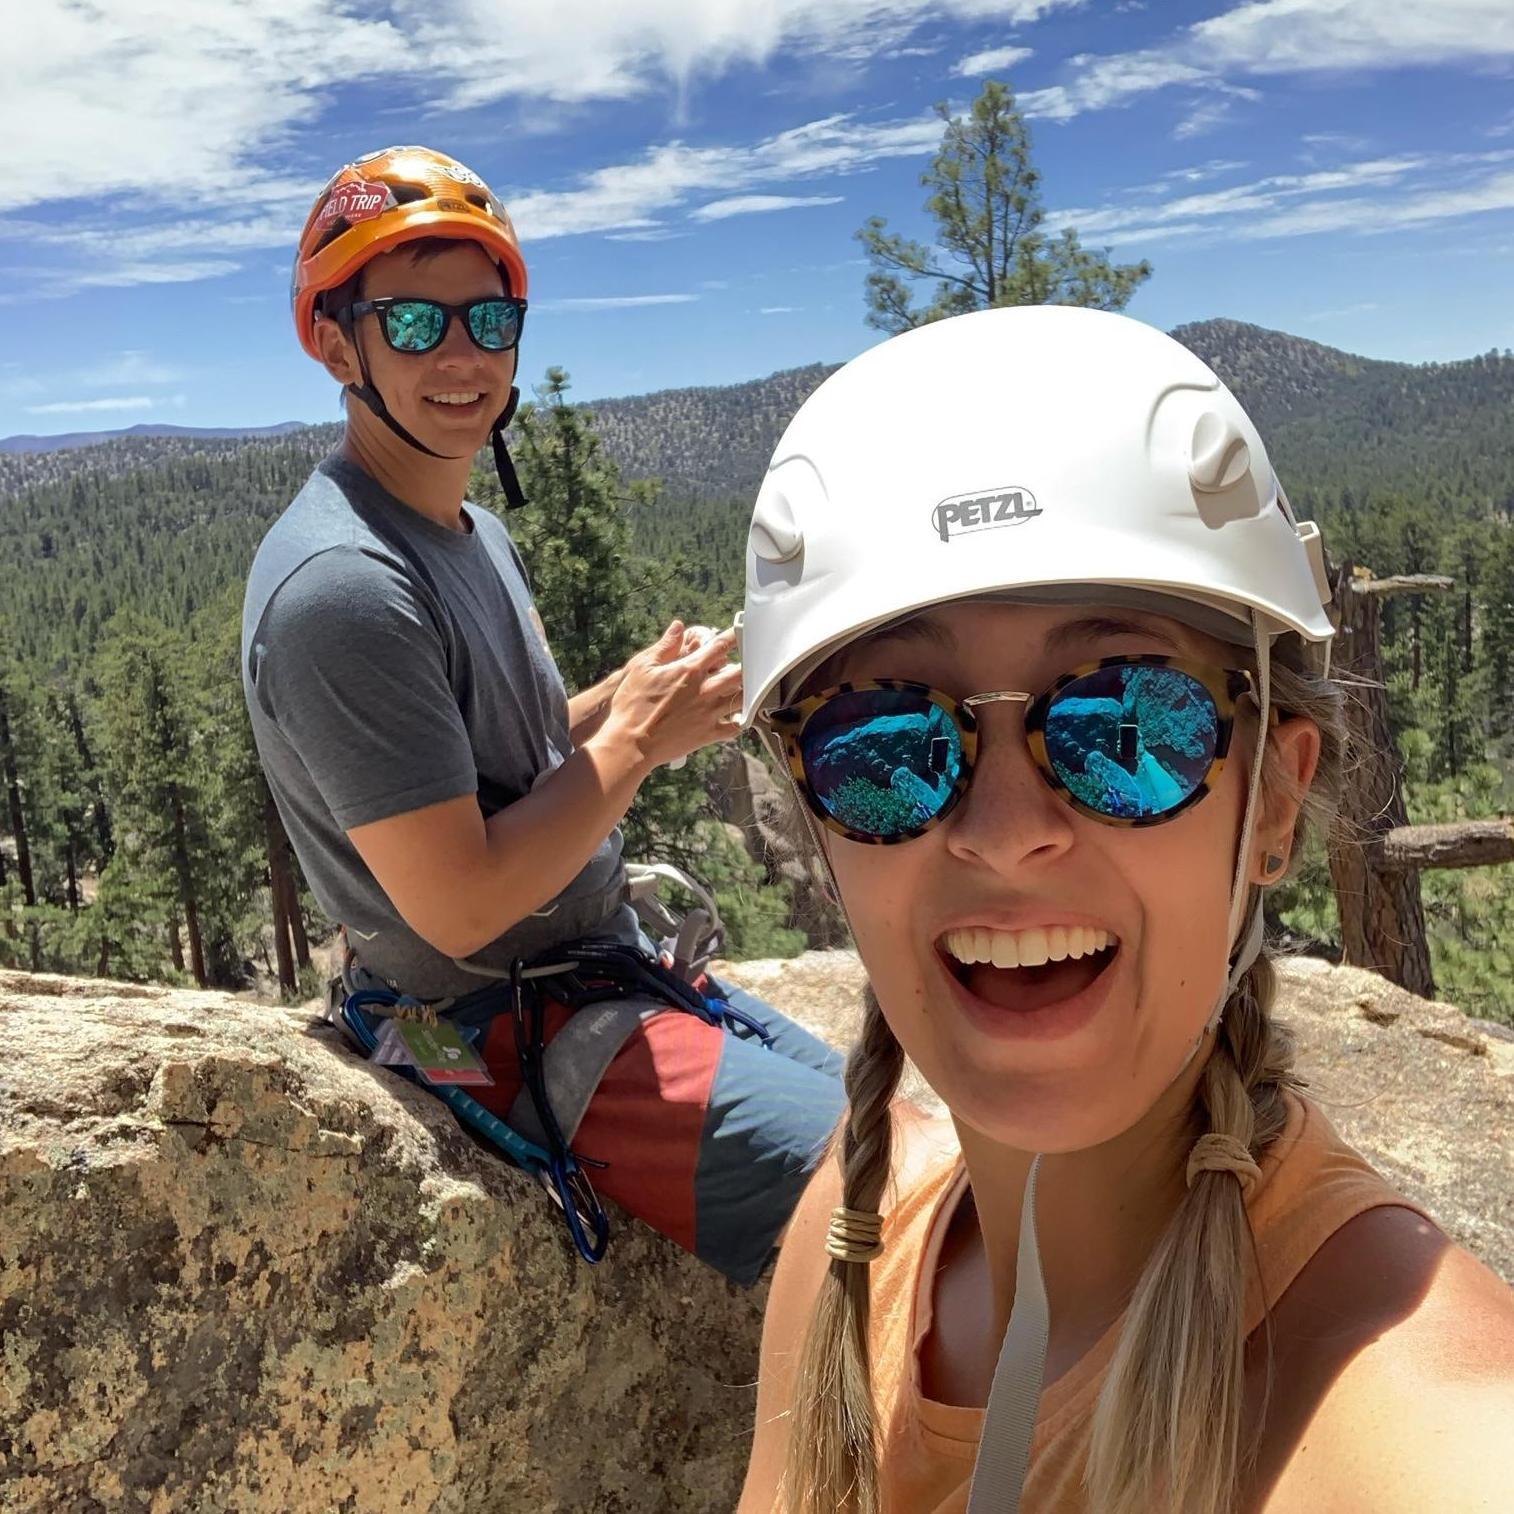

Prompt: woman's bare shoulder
[{"left": 1257, "top": 1205, "right": 1514, "bottom": 1513}]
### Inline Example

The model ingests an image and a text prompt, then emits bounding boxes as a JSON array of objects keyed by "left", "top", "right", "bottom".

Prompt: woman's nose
[{"left": 944, "top": 704, "right": 1077, "bottom": 873}]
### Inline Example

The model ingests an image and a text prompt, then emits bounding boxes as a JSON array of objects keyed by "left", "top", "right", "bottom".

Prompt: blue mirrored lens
[
  {"left": 801, "top": 689, "right": 964, "bottom": 837},
  {"left": 385, "top": 301, "right": 446, "bottom": 352},
  {"left": 1044, "top": 664, "right": 1218, "bottom": 820},
  {"left": 467, "top": 299, "right": 520, "bottom": 351}
]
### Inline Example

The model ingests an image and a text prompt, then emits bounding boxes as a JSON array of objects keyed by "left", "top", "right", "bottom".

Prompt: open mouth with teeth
[
  {"left": 939, "top": 924, "right": 1120, "bottom": 1014},
  {"left": 426, "top": 391, "right": 486, "bottom": 410}
]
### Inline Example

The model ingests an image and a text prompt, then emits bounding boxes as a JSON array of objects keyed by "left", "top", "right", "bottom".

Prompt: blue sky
[{"left": 4, "top": 0, "right": 1513, "bottom": 437}]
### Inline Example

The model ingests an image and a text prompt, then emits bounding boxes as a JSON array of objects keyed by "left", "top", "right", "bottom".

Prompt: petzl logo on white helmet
[{"left": 932, "top": 485, "right": 1041, "bottom": 543}]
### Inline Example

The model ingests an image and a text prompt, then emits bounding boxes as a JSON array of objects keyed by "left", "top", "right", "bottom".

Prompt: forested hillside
[{"left": 2, "top": 322, "right": 1512, "bottom": 1017}]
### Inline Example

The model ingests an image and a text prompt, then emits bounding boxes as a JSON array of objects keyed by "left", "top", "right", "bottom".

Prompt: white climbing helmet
[{"left": 739, "top": 304, "right": 1334, "bottom": 726}]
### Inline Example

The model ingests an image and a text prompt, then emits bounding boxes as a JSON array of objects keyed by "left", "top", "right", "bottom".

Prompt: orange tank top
[{"left": 868, "top": 1089, "right": 1434, "bottom": 1514}]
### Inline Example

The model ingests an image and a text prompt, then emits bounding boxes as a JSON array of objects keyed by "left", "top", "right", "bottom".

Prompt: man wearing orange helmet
[{"left": 241, "top": 147, "right": 844, "bottom": 1281}]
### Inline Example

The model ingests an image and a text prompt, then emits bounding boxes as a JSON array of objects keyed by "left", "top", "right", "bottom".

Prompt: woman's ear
[
  {"left": 312, "top": 313, "right": 361, "bottom": 388},
  {"left": 1250, "top": 714, "right": 1321, "bottom": 884}
]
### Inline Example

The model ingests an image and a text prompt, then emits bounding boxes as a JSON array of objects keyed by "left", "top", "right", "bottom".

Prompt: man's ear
[
  {"left": 1250, "top": 714, "right": 1322, "bottom": 884},
  {"left": 312, "top": 312, "right": 361, "bottom": 388}
]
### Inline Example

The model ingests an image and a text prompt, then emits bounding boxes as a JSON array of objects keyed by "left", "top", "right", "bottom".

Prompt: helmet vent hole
[
  {"left": 389, "top": 183, "right": 428, "bottom": 205},
  {"left": 311, "top": 221, "right": 350, "bottom": 255},
  {"left": 465, "top": 193, "right": 489, "bottom": 210}
]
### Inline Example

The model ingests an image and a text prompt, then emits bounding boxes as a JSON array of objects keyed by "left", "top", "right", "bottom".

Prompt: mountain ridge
[
  {"left": 3, "top": 319, "right": 1512, "bottom": 513},
  {"left": 0, "top": 420, "right": 310, "bottom": 455}
]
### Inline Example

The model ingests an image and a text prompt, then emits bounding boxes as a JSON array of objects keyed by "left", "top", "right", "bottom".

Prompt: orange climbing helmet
[{"left": 291, "top": 145, "right": 529, "bottom": 361}]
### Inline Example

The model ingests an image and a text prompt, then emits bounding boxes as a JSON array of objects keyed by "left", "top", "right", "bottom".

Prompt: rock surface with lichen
[
  {"left": 3, "top": 952, "right": 1510, "bottom": 1513},
  {"left": 0, "top": 969, "right": 765, "bottom": 1513}
]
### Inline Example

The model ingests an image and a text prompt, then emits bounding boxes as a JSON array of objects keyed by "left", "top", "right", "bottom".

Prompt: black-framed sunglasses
[
  {"left": 766, "top": 654, "right": 1275, "bottom": 844},
  {"left": 346, "top": 295, "right": 527, "bottom": 354}
]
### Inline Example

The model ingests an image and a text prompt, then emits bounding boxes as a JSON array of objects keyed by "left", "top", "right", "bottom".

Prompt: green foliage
[
  {"left": 858, "top": 80, "right": 1152, "bottom": 334},
  {"left": 676, "top": 821, "right": 806, "bottom": 963}
]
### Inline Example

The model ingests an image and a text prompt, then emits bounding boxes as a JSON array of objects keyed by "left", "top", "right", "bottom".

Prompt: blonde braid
[{"left": 781, "top": 987, "right": 905, "bottom": 1514}]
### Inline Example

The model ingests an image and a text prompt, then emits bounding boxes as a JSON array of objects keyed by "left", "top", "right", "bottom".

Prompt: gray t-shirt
[{"left": 241, "top": 454, "right": 634, "bottom": 998}]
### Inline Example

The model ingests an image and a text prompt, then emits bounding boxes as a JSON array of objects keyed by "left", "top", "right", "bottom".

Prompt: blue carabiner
[{"left": 714, "top": 995, "right": 776, "bottom": 1046}]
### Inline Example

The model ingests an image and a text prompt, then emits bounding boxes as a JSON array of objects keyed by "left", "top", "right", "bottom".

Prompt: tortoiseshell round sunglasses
[{"left": 765, "top": 654, "right": 1271, "bottom": 844}]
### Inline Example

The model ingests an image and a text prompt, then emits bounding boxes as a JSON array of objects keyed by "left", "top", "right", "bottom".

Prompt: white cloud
[
  {"left": 83, "top": 351, "right": 183, "bottom": 388},
  {"left": 1154, "top": 158, "right": 1250, "bottom": 185},
  {"left": 1048, "top": 150, "right": 1514, "bottom": 249},
  {"left": 508, "top": 114, "right": 942, "bottom": 241},
  {"left": 0, "top": 107, "right": 954, "bottom": 299},
  {"left": 1302, "top": 131, "right": 1371, "bottom": 152},
  {"left": 760, "top": 305, "right": 800, "bottom": 313},
  {"left": 604, "top": 228, "right": 689, "bottom": 242},
  {"left": 2, "top": 0, "right": 1095, "bottom": 298},
  {"left": 953, "top": 45, "right": 1035, "bottom": 77},
  {"left": 1020, "top": 0, "right": 1514, "bottom": 123},
  {"left": 690, "top": 193, "right": 844, "bottom": 222},
  {"left": 1021, "top": 52, "right": 1208, "bottom": 120},
  {"left": 1303, "top": 301, "right": 1380, "bottom": 321},
  {"left": 534, "top": 294, "right": 700, "bottom": 311},
  {"left": 1190, "top": 0, "right": 1514, "bottom": 75},
  {"left": 1173, "top": 98, "right": 1234, "bottom": 139},
  {"left": 419, "top": 1, "right": 1080, "bottom": 109},
  {"left": 72, "top": 261, "right": 241, "bottom": 290},
  {"left": 3, "top": 0, "right": 1082, "bottom": 215},
  {"left": 25, "top": 396, "right": 155, "bottom": 415}
]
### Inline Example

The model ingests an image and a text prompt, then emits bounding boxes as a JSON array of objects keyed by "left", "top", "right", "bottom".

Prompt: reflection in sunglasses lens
[
  {"left": 1044, "top": 665, "right": 1217, "bottom": 819},
  {"left": 804, "top": 690, "right": 963, "bottom": 837},
  {"left": 386, "top": 301, "right": 445, "bottom": 351},
  {"left": 469, "top": 300, "right": 518, "bottom": 350}
]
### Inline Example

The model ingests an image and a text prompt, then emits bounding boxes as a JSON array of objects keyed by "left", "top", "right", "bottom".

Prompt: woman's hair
[{"left": 779, "top": 632, "right": 1353, "bottom": 1514}]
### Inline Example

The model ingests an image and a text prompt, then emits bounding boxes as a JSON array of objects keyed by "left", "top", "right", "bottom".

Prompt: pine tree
[
  {"left": 0, "top": 648, "right": 38, "bottom": 909},
  {"left": 858, "top": 79, "right": 1152, "bottom": 333},
  {"left": 92, "top": 614, "right": 215, "bottom": 987}
]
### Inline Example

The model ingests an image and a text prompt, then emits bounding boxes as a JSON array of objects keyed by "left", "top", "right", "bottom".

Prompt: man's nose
[{"left": 434, "top": 312, "right": 486, "bottom": 363}]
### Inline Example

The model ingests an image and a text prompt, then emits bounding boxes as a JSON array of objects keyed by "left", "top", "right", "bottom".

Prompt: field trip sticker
[{"left": 315, "top": 180, "right": 391, "bottom": 233}]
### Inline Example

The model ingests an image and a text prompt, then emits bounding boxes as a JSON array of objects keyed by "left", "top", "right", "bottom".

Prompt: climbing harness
[{"left": 330, "top": 865, "right": 764, "bottom": 1264}]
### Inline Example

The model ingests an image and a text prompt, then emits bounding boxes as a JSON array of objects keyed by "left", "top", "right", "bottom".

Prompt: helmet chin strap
[
  {"left": 340, "top": 311, "right": 527, "bottom": 509},
  {"left": 1170, "top": 605, "right": 1273, "bottom": 1085}
]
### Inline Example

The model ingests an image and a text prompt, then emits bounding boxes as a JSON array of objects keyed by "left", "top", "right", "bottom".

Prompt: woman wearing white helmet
[{"left": 736, "top": 307, "right": 1514, "bottom": 1514}]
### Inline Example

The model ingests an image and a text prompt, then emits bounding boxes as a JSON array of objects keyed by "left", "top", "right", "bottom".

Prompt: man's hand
[{"left": 587, "top": 620, "right": 742, "bottom": 772}]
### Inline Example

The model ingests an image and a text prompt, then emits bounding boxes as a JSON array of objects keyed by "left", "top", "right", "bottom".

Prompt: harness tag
[{"left": 375, "top": 1018, "right": 494, "bottom": 1087}]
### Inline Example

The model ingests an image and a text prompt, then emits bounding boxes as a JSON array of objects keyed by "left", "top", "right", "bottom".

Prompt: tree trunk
[
  {"left": 0, "top": 683, "right": 36, "bottom": 907},
  {"left": 183, "top": 895, "right": 206, "bottom": 990},
  {"left": 162, "top": 781, "right": 208, "bottom": 988},
  {"left": 1325, "top": 562, "right": 1436, "bottom": 997},
  {"left": 65, "top": 840, "right": 79, "bottom": 913},
  {"left": 67, "top": 694, "right": 113, "bottom": 863},
  {"left": 288, "top": 877, "right": 311, "bottom": 970},
  {"left": 168, "top": 912, "right": 185, "bottom": 973},
  {"left": 263, "top": 786, "right": 296, "bottom": 998}
]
